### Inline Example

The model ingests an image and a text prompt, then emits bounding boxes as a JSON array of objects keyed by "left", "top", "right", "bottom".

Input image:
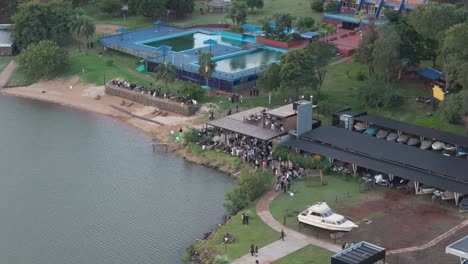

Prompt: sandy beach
[{"left": 0, "top": 76, "right": 207, "bottom": 140}]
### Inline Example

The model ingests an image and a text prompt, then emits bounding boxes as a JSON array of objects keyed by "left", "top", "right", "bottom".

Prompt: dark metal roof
[
  {"left": 282, "top": 126, "right": 468, "bottom": 193},
  {"left": 207, "top": 117, "right": 284, "bottom": 141},
  {"left": 354, "top": 114, "right": 468, "bottom": 147},
  {"left": 418, "top": 67, "right": 444, "bottom": 80},
  {"left": 446, "top": 236, "right": 468, "bottom": 259},
  {"left": 333, "top": 108, "right": 367, "bottom": 118},
  {"left": 331, "top": 241, "right": 385, "bottom": 264}
]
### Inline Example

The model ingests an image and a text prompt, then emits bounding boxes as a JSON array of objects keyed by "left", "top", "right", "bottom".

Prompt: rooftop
[
  {"left": 446, "top": 236, "right": 468, "bottom": 260},
  {"left": 331, "top": 241, "right": 386, "bottom": 264}
]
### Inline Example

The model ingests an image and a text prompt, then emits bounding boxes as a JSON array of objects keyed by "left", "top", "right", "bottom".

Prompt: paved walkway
[
  {"left": 231, "top": 190, "right": 341, "bottom": 264},
  {"left": 0, "top": 60, "right": 17, "bottom": 88}
]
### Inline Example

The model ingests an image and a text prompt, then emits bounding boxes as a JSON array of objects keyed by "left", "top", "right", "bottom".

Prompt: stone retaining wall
[{"left": 105, "top": 84, "right": 199, "bottom": 116}]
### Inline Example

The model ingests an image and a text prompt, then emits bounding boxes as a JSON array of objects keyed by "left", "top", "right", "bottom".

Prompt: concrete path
[
  {"left": 231, "top": 190, "right": 340, "bottom": 264},
  {"left": 0, "top": 60, "right": 17, "bottom": 88}
]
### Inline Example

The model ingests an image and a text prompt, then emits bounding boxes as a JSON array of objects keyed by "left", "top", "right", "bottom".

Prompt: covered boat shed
[
  {"left": 333, "top": 109, "right": 468, "bottom": 147},
  {"left": 418, "top": 67, "right": 444, "bottom": 81},
  {"left": 331, "top": 241, "right": 386, "bottom": 264},
  {"left": 282, "top": 125, "right": 468, "bottom": 204},
  {"left": 446, "top": 236, "right": 468, "bottom": 264}
]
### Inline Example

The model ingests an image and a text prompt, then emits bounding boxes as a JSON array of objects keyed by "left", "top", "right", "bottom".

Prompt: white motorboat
[
  {"left": 432, "top": 141, "right": 444, "bottom": 151},
  {"left": 386, "top": 133, "right": 398, "bottom": 142},
  {"left": 354, "top": 122, "right": 366, "bottom": 132},
  {"left": 420, "top": 140, "right": 432, "bottom": 150},
  {"left": 298, "top": 202, "right": 358, "bottom": 232}
]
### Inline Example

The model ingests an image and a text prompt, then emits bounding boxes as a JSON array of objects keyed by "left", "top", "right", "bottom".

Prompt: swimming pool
[
  {"left": 213, "top": 49, "right": 283, "bottom": 73},
  {"left": 144, "top": 33, "right": 251, "bottom": 51}
]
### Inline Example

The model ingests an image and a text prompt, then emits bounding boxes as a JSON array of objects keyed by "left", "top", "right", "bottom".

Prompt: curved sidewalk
[
  {"left": 0, "top": 60, "right": 16, "bottom": 88},
  {"left": 231, "top": 190, "right": 340, "bottom": 264}
]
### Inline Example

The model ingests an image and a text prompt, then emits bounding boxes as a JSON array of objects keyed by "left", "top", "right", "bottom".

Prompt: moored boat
[
  {"left": 432, "top": 141, "right": 444, "bottom": 151},
  {"left": 354, "top": 122, "right": 366, "bottom": 132},
  {"left": 397, "top": 134, "right": 409, "bottom": 144},
  {"left": 420, "top": 140, "right": 432, "bottom": 150},
  {"left": 386, "top": 133, "right": 398, "bottom": 142},
  {"left": 376, "top": 129, "right": 389, "bottom": 139},
  {"left": 298, "top": 202, "right": 358, "bottom": 232},
  {"left": 407, "top": 137, "right": 420, "bottom": 146},
  {"left": 363, "top": 127, "right": 378, "bottom": 136}
]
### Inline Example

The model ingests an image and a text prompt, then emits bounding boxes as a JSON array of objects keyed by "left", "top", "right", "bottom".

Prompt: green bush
[
  {"left": 237, "top": 168, "right": 273, "bottom": 201},
  {"left": 17, "top": 40, "right": 68, "bottom": 79},
  {"left": 438, "top": 93, "right": 467, "bottom": 123},
  {"left": 181, "top": 82, "right": 206, "bottom": 101},
  {"left": 224, "top": 187, "right": 250, "bottom": 215},
  {"left": 356, "top": 71, "right": 367, "bottom": 81},
  {"left": 186, "top": 143, "right": 203, "bottom": 154},
  {"left": 384, "top": 90, "right": 404, "bottom": 108},
  {"left": 182, "top": 129, "right": 197, "bottom": 144},
  {"left": 324, "top": 1, "right": 339, "bottom": 12},
  {"left": 296, "top": 17, "right": 315, "bottom": 31},
  {"left": 106, "top": 59, "right": 114, "bottom": 67},
  {"left": 98, "top": 0, "right": 122, "bottom": 14},
  {"left": 311, "top": 0, "right": 323, "bottom": 12}
]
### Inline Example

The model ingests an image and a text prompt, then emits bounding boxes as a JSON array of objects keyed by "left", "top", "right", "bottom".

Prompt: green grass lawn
[
  {"left": 269, "top": 174, "right": 384, "bottom": 230},
  {"left": 0, "top": 57, "right": 12, "bottom": 72},
  {"left": 201, "top": 202, "right": 279, "bottom": 260},
  {"left": 93, "top": 0, "right": 322, "bottom": 29},
  {"left": 272, "top": 244, "right": 334, "bottom": 264},
  {"left": 321, "top": 60, "right": 467, "bottom": 135},
  {"left": 5, "top": 60, "right": 35, "bottom": 87}
]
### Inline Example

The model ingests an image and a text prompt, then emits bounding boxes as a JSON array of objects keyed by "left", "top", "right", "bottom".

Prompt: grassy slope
[
  {"left": 201, "top": 203, "right": 279, "bottom": 260},
  {"left": 272, "top": 244, "right": 334, "bottom": 264},
  {"left": 0, "top": 57, "right": 12, "bottom": 72}
]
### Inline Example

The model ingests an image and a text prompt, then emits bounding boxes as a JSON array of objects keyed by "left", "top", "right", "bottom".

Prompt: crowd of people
[
  {"left": 274, "top": 160, "right": 304, "bottom": 193},
  {"left": 109, "top": 79, "right": 194, "bottom": 105},
  {"left": 223, "top": 133, "right": 274, "bottom": 170}
]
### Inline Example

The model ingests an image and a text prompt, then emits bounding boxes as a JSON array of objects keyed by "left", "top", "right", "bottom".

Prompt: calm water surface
[{"left": 0, "top": 95, "right": 234, "bottom": 264}]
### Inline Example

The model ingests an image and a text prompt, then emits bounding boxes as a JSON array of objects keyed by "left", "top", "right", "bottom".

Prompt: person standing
[
  {"left": 255, "top": 245, "right": 258, "bottom": 257},
  {"left": 250, "top": 244, "right": 255, "bottom": 256},
  {"left": 235, "top": 104, "right": 239, "bottom": 113},
  {"left": 242, "top": 213, "right": 245, "bottom": 225},
  {"left": 280, "top": 229, "right": 285, "bottom": 241},
  {"left": 245, "top": 213, "right": 249, "bottom": 225}
]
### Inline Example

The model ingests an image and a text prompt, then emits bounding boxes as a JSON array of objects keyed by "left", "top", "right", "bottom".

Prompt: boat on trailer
[
  {"left": 432, "top": 141, "right": 444, "bottom": 151},
  {"left": 457, "top": 147, "right": 468, "bottom": 156},
  {"left": 443, "top": 144, "right": 456, "bottom": 152},
  {"left": 363, "top": 127, "right": 378, "bottom": 136},
  {"left": 298, "top": 202, "right": 358, "bottom": 232},
  {"left": 407, "top": 137, "right": 420, "bottom": 146},
  {"left": 354, "top": 122, "right": 366, "bottom": 132},
  {"left": 397, "top": 134, "right": 409, "bottom": 144},
  {"left": 420, "top": 140, "right": 432, "bottom": 150},
  {"left": 376, "top": 129, "right": 389, "bottom": 139},
  {"left": 386, "top": 133, "right": 398, "bottom": 142}
]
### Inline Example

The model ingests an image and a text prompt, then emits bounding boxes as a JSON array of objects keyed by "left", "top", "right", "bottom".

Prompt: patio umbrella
[
  {"left": 156, "top": 45, "right": 172, "bottom": 62},
  {"left": 203, "top": 39, "right": 218, "bottom": 53},
  {"left": 153, "top": 20, "right": 164, "bottom": 31},
  {"left": 116, "top": 27, "right": 127, "bottom": 41}
]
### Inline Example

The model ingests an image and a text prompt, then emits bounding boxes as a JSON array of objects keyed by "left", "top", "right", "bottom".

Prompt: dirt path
[{"left": 0, "top": 60, "right": 17, "bottom": 88}]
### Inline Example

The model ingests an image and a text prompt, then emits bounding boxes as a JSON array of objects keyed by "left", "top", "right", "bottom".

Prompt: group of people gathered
[
  {"left": 109, "top": 79, "right": 194, "bottom": 105},
  {"left": 224, "top": 133, "right": 274, "bottom": 170},
  {"left": 274, "top": 160, "right": 304, "bottom": 193}
]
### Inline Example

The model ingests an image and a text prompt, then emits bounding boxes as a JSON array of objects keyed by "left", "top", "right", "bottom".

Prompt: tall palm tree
[
  {"left": 197, "top": 52, "right": 217, "bottom": 87},
  {"left": 70, "top": 14, "right": 95, "bottom": 51},
  {"left": 155, "top": 61, "right": 177, "bottom": 88}
]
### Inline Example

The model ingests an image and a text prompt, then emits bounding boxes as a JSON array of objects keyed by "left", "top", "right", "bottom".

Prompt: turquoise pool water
[
  {"left": 214, "top": 49, "right": 283, "bottom": 73},
  {"left": 144, "top": 33, "right": 250, "bottom": 51}
]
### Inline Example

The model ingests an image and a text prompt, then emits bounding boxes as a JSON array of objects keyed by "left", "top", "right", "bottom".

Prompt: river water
[{"left": 0, "top": 95, "right": 234, "bottom": 264}]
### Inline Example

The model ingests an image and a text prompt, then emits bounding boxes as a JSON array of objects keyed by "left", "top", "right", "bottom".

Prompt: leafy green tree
[
  {"left": 439, "top": 93, "right": 468, "bottom": 123},
  {"left": 394, "top": 17, "right": 426, "bottom": 67},
  {"left": 155, "top": 61, "right": 177, "bottom": 88},
  {"left": 237, "top": 168, "right": 272, "bottom": 201},
  {"left": 181, "top": 82, "right": 206, "bottom": 100},
  {"left": 385, "top": 9, "right": 399, "bottom": 23},
  {"left": 165, "top": 0, "right": 194, "bottom": 17},
  {"left": 356, "top": 17, "right": 378, "bottom": 75},
  {"left": 272, "top": 13, "right": 294, "bottom": 40},
  {"left": 245, "top": 0, "right": 264, "bottom": 13},
  {"left": 17, "top": 40, "right": 68, "bottom": 79},
  {"left": 70, "top": 14, "right": 95, "bottom": 51},
  {"left": 355, "top": 10, "right": 366, "bottom": 25},
  {"left": 311, "top": 0, "right": 323, "bottom": 12},
  {"left": 227, "top": 1, "right": 248, "bottom": 26},
  {"left": 407, "top": 3, "right": 464, "bottom": 66},
  {"left": 258, "top": 63, "right": 280, "bottom": 104},
  {"left": 224, "top": 187, "right": 249, "bottom": 215},
  {"left": 306, "top": 42, "right": 336, "bottom": 97},
  {"left": 129, "top": 0, "right": 166, "bottom": 19},
  {"left": 358, "top": 79, "right": 404, "bottom": 108},
  {"left": 1, "top": 0, "right": 29, "bottom": 20},
  {"left": 372, "top": 26, "right": 401, "bottom": 85},
  {"left": 98, "top": 0, "right": 122, "bottom": 14},
  {"left": 324, "top": 1, "right": 339, "bottom": 12},
  {"left": 441, "top": 23, "right": 468, "bottom": 89},
  {"left": 279, "top": 48, "right": 318, "bottom": 97},
  {"left": 12, "top": 0, "right": 75, "bottom": 48},
  {"left": 197, "top": 51, "right": 217, "bottom": 87},
  {"left": 296, "top": 17, "right": 315, "bottom": 31}
]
